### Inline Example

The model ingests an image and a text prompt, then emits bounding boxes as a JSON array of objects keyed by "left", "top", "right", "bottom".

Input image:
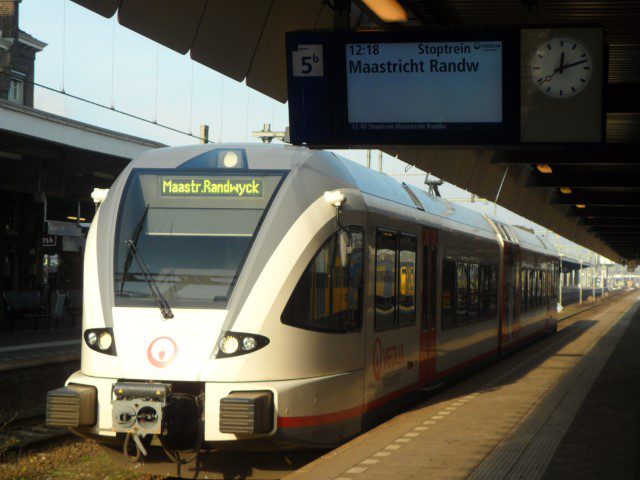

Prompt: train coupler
[{"left": 111, "top": 382, "right": 170, "bottom": 435}]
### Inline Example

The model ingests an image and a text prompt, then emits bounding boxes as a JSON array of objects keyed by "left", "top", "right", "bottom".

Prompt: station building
[{"left": 0, "top": 0, "right": 163, "bottom": 325}]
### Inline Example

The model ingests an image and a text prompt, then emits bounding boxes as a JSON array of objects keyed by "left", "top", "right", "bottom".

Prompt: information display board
[
  {"left": 346, "top": 41, "right": 503, "bottom": 125},
  {"left": 287, "top": 30, "right": 520, "bottom": 146},
  {"left": 286, "top": 28, "right": 603, "bottom": 146}
]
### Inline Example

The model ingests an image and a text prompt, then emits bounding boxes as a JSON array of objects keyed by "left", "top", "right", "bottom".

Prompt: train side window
[
  {"left": 335, "top": 229, "right": 364, "bottom": 330},
  {"left": 536, "top": 269, "right": 544, "bottom": 307},
  {"left": 490, "top": 263, "right": 498, "bottom": 317},
  {"left": 521, "top": 268, "right": 528, "bottom": 312},
  {"left": 441, "top": 258, "right": 456, "bottom": 330},
  {"left": 398, "top": 234, "right": 417, "bottom": 327},
  {"left": 281, "top": 228, "right": 364, "bottom": 333},
  {"left": 479, "top": 264, "right": 490, "bottom": 320},
  {"left": 375, "top": 229, "right": 398, "bottom": 330},
  {"left": 527, "top": 269, "right": 534, "bottom": 310},
  {"left": 455, "top": 261, "right": 469, "bottom": 326},
  {"left": 545, "top": 269, "right": 550, "bottom": 303},
  {"left": 469, "top": 263, "right": 479, "bottom": 323}
]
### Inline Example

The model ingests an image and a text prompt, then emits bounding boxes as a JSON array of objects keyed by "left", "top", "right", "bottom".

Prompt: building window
[
  {"left": 281, "top": 228, "right": 364, "bottom": 333},
  {"left": 8, "top": 78, "right": 24, "bottom": 104},
  {"left": 3, "top": 195, "right": 18, "bottom": 233}
]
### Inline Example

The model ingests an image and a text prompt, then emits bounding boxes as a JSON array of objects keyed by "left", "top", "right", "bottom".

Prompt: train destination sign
[
  {"left": 286, "top": 29, "right": 520, "bottom": 146},
  {"left": 159, "top": 177, "right": 263, "bottom": 197},
  {"left": 286, "top": 27, "right": 604, "bottom": 146}
]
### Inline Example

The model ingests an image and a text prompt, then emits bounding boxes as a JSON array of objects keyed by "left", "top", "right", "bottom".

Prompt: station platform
[
  {"left": 286, "top": 292, "right": 640, "bottom": 480},
  {"left": 0, "top": 328, "right": 80, "bottom": 372}
]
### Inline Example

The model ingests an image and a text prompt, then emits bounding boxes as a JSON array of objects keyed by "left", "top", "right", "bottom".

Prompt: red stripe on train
[
  {"left": 278, "top": 325, "right": 551, "bottom": 429},
  {"left": 277, "top": 383, "right": 419, "bottom": 428}
]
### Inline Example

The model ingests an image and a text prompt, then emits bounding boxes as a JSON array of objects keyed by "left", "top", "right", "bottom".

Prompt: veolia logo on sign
[
  {"left": 373, "top": 337, "right": 406, "bottom": 381},
  {"left": 147, "top": 337, "right": 177, "bottom": 368},
  {"left": 292, "top": 44, "right": 324, "bottom": 77}
]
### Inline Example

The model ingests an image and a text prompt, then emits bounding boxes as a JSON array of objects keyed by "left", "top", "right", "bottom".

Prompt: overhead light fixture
[
  {"left": 67, "top": 216, "right": 87, "bottom": 221},
  {"left": 361, "top": 0, "right": 408, "bottom": 22},
  {"left": 576, "top": 204, "right": 586, "bottom": 209},
  {"left": 536, "top": 164, "right": 553, "bottom": 174},
  {"left": 559, "top": 187, "right": 572, "bottom": 194}
]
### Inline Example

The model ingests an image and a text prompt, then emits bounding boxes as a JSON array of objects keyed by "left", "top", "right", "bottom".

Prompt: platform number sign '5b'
[{"left": 292, "top": 44, "right": 324, "bottom": 77}]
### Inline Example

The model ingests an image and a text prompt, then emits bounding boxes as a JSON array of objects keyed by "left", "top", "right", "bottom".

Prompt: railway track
[{"left": 0, "top": 416, "right": 70, "bottom": 459}]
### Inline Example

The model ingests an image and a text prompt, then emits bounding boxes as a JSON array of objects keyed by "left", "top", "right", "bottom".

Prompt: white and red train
[{"left": 47, "top": 144, "right": 558, "bottom": 461}]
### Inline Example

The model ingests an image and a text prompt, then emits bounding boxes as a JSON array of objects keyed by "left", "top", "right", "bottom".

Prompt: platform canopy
[
  {"left": 0, "top": 99, "right": 164, "bottom": 210},
  {"left": 71, "top": 0, "right": 640, "bottom": 264}
]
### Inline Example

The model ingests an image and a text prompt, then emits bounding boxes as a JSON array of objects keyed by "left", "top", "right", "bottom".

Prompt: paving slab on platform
[{"left": 285, "top": 293, "right": 640, "bottom": 480}]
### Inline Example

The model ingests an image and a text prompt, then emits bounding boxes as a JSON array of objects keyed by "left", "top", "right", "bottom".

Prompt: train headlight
[
  {"left": 242, "top": 336, "right": 257, "bottom": 351},
  {"left": 98, "top": 332, "right": 113, "bottom": 351},
  {"left": 219, "top": 335, "right": 240, "bottom": 355},
  {"left": 222, "top": 151, "right": 240, "bottom": 168},
  {"left": 86, "top": 331, "right": 98, "bottom": 346},
  {"left": 216, "top": 332, "right": 270, "bottom": 359},
  {"left": 84, "top": 328, "right": 117, "bottom": 356}
]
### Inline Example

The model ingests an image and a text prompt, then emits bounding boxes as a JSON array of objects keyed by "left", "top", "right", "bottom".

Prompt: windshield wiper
[
  {"left": 125, "top": 239, "right": 174, "bottom": 320},
  {"left": 119, "top": 204, "right": 149, "bottom": 295}
]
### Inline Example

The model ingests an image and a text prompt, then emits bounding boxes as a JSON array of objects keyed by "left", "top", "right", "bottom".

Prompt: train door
[
  {"left": 419, "top": 228, "right": 438, "bottom": 386},
  {"left": 364, "top": 227, "right": 420, "bottom": 424},
  {"left": 500, "top": 243, "right": 519, "bottom": 353}
]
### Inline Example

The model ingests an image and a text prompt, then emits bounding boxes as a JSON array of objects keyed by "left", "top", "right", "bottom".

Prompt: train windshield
[{"left": 114, "top": 170, "right": 284, "bottom": 309}]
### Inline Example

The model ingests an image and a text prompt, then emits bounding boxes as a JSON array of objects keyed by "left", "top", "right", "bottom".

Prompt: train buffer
[{"left": 286, "top": 293, "right": 640, "bottom": 480}]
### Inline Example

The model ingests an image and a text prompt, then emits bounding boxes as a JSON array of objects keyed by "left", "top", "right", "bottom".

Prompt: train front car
[{"left": 45, "top": 144, "right": 368, "bottom": 459}]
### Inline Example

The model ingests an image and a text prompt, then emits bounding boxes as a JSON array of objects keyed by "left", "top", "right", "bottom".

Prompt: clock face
[{"left": 530, "top": 38, "right": 592, "bottom": 99}]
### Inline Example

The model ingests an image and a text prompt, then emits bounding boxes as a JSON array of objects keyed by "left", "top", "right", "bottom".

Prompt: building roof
[
  {"left": 0, "top": 99, "right": 165, "bottom": 159},
  {"left": 18, "top": 30, "right": 47, "bottom": 51}
]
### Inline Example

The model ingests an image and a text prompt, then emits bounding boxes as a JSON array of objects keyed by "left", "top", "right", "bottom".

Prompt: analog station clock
[{"left": 530, "top": 38, "right": 592, "bottom": 99}]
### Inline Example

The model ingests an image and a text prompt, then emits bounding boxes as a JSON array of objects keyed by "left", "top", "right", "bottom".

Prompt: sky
[{"left": 18, "top": 0, "right": 603, "bottom": 262}]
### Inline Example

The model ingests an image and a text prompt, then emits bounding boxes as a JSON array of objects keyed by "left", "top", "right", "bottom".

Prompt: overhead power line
[{"left": 0, "top": 71, "right": 210, "bottom": 143}]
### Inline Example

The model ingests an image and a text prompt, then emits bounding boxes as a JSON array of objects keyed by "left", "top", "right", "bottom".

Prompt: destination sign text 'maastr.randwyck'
[{"left": 160, "top": 177, "right": 263, "bottom": 197}]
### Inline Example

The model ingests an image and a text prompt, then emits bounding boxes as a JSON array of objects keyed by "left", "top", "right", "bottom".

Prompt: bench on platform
[{"left": 2, "top": 291, "right": 53, "bottom": 332}]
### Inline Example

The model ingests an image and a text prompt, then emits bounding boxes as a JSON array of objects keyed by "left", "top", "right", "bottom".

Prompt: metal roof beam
[
  {"left": 554, "top": 192, "right": 640, "bottom": 206},
  {"left": 568, "top": 206, "right": 640, "bottom": 218},
  {"left": 527, "top": 172, "right": 640, "bottom": 188},
  {"left": 607, "top": 83, "right": 640, "bottom": 113},
  {"left": 491, "top": 144, "right": 639, "bottom": 164},
  {"left": 580, "top": 218, "right": 640, "bottom": 226},
  {"left": 594, "top": 229, "right": 640, "bottom": 235}
]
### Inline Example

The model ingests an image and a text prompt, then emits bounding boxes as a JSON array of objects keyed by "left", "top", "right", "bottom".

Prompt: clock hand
[
  {"left": 553, "top": 59, "right": 587, "bottom": 73},
  {"left": 559, "top": 52, "right": 565, "bottom": 74},
  {"left": 539, "top": 70, "right": 559, "bottom": 84}
]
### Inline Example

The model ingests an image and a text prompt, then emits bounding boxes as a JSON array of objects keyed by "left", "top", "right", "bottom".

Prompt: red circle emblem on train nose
[{"left": 147, "top": 337, "right": 177, "bottom": 368}]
